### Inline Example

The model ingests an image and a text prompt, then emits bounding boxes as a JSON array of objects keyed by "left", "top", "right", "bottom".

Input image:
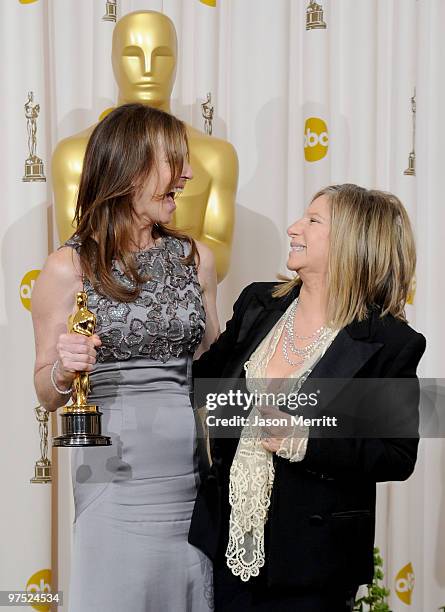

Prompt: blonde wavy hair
[{"left": 272, "top": 184, "right": 416, "bottom": 328}]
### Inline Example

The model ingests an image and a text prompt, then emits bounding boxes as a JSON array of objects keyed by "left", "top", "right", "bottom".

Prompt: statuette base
[
  {"left": 23, "top": 156, "right": 46, "bottom": 182},
  {"left": 53, "top": 409, "right": 111, "bottom": 447},
  {"left": 404, "top": 153, "right": 415, "bottom": 176},
  {"left": 102, "top": 3, "right": 117, "bottom": 22},
  {"left": 30, "top": 459, "right": 52, "bottom": 483}
]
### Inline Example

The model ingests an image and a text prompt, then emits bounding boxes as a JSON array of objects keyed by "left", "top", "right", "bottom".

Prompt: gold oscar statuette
[
  {"left": 404, "top": 88, "right": 416, "bottom": 176},
  {"left": 53, "top": 292, "right": 111, "bottom": 447},
  {"left": 22, "top": 91, "right": 46, "bottom": 182},
  {"left": 30, "top": 406, "right": 52, "bottom": 483},
  {"left": 52, "top": 11, "right": 238, "bottom": 283},
  {"left": 306, "top": 0, "right": 327, "bottom": 30}
]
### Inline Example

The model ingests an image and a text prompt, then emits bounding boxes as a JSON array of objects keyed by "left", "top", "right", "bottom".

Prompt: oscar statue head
[{"left": 112, "top": 11, "right": 178, "bottom": 109}]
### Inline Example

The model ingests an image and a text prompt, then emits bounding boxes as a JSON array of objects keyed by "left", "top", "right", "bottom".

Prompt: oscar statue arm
[
  {"left": 197, "top": 136, "right": 238, "bottom": 283},
  {"left": 51, "top": 127, "right": 93, "bottom": 243}
]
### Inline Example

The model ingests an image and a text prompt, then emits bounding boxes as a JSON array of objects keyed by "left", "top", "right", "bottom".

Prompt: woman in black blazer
[{"left": 189, "top": 184, "right": 426, "bottom": 612}]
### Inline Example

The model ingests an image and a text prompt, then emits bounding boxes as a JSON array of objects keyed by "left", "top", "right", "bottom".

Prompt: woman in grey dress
[{"left": 32, "top": 104, "right": 220, "bottom": 611}]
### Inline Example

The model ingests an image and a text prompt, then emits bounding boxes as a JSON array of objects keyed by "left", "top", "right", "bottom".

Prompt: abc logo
[
  {"left": 395, "top": 562, "right": 415, "bottom": 605},
  {"left": 26, "top": 569, "right": 51, "bottom": 612},
  {"left": 20, "top": 270, "right": 40, "bottom": 311},
  {"left": 304, "top": 117, "right": 329, "bottom": 162}
]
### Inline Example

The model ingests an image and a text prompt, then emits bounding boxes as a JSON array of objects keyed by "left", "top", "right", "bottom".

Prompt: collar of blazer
[{"left": 231, "top": 282, "right": 384, "bottom": 386}]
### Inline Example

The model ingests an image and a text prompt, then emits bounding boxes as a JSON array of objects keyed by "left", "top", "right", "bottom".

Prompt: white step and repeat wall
[{"left": 1, "top": 1, "right": 444, "bottom": 610}]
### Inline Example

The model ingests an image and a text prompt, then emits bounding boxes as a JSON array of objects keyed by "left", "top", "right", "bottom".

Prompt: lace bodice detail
[{"left": 63, "top": 235, "right": 206, "bottom": 363}]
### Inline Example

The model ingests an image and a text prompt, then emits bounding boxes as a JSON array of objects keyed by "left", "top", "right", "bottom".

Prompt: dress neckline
[
  {"left": 68, "top": 234, "right": 168, "bottom": 256},
  {"left": 130, "top": 236, "right": 166, "bottom": 255}
]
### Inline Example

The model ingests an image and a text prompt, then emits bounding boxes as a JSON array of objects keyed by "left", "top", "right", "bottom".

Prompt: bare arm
[
  {"left": 193, "top": 240, "right": 220, "bottom": 360},
  {"left": 31, "top": 247, "right": 101, "bottom": 412}
]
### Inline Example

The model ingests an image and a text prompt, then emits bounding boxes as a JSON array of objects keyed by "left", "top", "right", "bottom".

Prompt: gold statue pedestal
[
  {"left": 23, "top": 156, "right": 46, "bottom": 182},
  {"left": 30, "top": 458, "right": 52, "bottom": 483},
  {"left": 53, "top": 404, "right": 111, "bottom": 447},
  {"left": 404, "top": 152, "right": 415, "bottom": 176},
  {"left": 306, "top": 1, "right": 327, "bottom": 30},
  {"left": 102, "top": 1, "right": 117, "bottom": 22}
]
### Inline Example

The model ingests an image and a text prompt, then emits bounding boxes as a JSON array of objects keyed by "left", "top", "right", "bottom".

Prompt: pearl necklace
[{"left": 282, "top": 297, "right": 333, "bottom": 366}]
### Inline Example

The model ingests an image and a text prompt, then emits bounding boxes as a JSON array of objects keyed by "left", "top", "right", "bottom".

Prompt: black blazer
[{"left": 189, "top": 282, "right": 426, "bottom": 589}]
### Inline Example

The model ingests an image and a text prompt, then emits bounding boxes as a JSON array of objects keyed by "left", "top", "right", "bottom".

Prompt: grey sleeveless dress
[{"left": 64, "top": 235, "right": 213, "bottom": 612}]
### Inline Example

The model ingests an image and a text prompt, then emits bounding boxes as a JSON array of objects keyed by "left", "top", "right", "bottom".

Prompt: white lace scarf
[{"left": 225, "top": 301, "right": 338, "bottom": 581}]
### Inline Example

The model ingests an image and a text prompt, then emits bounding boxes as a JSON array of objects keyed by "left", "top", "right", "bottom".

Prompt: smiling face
[
  {"left": 287, "top": 195, "right": 331, "bottom": 280},
  {"left": 112, "top": 12, "right": 177, "bottom": 105},
  {"left": 132, "top": 152, "right": 193, "bottom": 226}
]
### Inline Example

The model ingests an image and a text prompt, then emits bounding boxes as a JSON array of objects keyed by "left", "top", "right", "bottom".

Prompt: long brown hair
[
  {"left": 72, "top": 103, "right": 198, "bottom": 301},
  {"left": 273, "top": 184, "right": 416, "bottom": 327}
]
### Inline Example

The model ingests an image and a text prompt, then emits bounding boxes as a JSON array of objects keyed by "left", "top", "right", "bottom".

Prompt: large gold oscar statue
[{"left": 52, "top": 11, "right": 238, "bottom": 282}]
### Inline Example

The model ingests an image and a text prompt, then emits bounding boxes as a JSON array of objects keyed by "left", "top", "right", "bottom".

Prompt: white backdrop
[{"left": 1, "top": 0, "right": 444, "bottom": 610}]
